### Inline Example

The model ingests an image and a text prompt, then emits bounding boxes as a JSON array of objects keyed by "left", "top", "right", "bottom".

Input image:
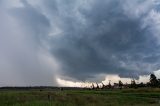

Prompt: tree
[
  {"left": 108, "top": 80, "right": 112, "bottom": 89},
  {"left": 131, "top": 79, "right": 137, "bottom": 88},
  {"left": 118, "top": 80, "right": 123, "bottom": 89},
  {"left": 96, "top": 83, "right": 99, "bottom": 89},
  {"left": 158, "top": 79, "right": 160, "bottom": 87},
  {"left": 101, "top": 82, "right": 107, "bottom": 89},
  {"left": 91, "top": 83, "right": 95, "bottom": 90},
  {"left": 138, "top": 82, "right": 145, "bottom": 88},
  {"left": 150, "top": 74, "right": 158, "bottom": 87}
]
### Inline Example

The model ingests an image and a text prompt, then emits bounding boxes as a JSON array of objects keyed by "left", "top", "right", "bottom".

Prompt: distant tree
[
  {"left": 158, "top": 79, "right": 160, "bottom": 87},
  {"left": 138, "top": 82, "right": 145, "bottom": 88},
  {"left": 101, "top": 82, "right": 106, "bottom": 89},
  {"left": 108, "top": 81, "right": 112, "bottom": 89},
  {"left": 131, "top": 79, "right": 137, "bottom": 88},
  {"left": 150, "top": 74, "right": 158, "bottom": 87},
  {"left": 91, "top": 83, "right": 95, "bottom": 90},
  {"left": 146, "top": 82, "right": 150, "bottom": 87},
  {"left": 96, "top": 83, "right": 99, "bottom": 89},
  {"left": 118, "top": 80, "right": 123, "bottom": 89}
]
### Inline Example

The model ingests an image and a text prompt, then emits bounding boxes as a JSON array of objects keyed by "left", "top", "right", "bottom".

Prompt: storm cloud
[
  {"left": 46, "top": 0, "right": 160, "bottom": 80},
  {"left": 0, "top": 0, "right": 160, "bottom": 86}
]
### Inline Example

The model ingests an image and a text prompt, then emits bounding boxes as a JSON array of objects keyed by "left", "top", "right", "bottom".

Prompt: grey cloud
[
  {"left": 0, "top": 0, "right": 57, "bottom": 86},
  {"left": 44, "top": 0, "right": 160, "bottom": 80},
  {"left": 0, "top": 0, "right": 160, "bottom": 86}
]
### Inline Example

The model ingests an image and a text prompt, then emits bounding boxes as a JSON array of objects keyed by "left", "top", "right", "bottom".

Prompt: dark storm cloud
[
  {"left": 44, "top": 0, "right": 160, "bottom": 80},
  {"left": 0, "top": 0, "right": 160, "bottom": 86}
]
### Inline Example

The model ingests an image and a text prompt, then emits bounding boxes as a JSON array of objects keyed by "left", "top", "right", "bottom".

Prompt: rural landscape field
[
  {"left": 0, "top": 88, "right": 160, "bottom": 106},
  {"left": 1, "top": 0, "right": 160, "bottom": 106}
]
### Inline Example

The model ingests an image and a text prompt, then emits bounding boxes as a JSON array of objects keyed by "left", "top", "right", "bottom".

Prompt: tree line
[{"left": 90, "top": 74, "right": 160, "bottom": 90}]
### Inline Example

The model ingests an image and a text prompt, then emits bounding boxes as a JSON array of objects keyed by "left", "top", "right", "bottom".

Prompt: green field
[{"left": 0, "top": 88, "right": 160, "bottom": 106}]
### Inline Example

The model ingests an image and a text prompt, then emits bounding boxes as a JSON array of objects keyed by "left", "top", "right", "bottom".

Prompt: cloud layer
[
  {"left": 46, "top": 0, "right": 160, "bottom": 80},
  {"left": 0, "top": 0, "right": 160, "bottom": 86}
]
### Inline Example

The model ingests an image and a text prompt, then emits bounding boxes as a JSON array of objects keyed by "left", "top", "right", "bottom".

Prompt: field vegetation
[{"left": 0, "top": 88, "right": 160, "bottom": 106}]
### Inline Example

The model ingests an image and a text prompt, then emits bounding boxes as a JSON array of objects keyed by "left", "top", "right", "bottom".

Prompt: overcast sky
[{"left": 0, "top": 0, "right": 160, "bottom": 86}]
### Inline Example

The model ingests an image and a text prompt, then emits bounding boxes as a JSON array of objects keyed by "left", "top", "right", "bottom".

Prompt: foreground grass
[{"left": 0, "top": 88, "right": 160, "bottom": 106}]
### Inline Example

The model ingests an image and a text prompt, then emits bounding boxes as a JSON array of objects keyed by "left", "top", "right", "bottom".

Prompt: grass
[{"left": 0, "top": 88, "right": 160, "bottom": 106}]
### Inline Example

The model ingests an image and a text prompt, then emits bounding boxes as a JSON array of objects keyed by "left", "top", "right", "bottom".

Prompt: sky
[{"left": 0, "top": 0, "right": 160, "bottom": 87}]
